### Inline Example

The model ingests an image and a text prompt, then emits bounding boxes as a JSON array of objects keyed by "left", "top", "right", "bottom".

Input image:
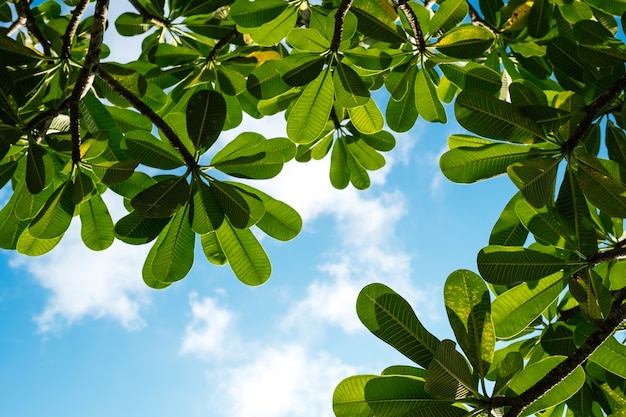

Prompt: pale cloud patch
[
  {"left": 179, "top": 291, "right": 237, "bottom": 359},
  {"left": 215, "top": 344, "right": 356, "bottom": 417},
  {"left": 10, "top": 229, "right": 150, "bottom": 334},
  {"left": 9, "top": 192, "right": 151, "bottom": 334}
]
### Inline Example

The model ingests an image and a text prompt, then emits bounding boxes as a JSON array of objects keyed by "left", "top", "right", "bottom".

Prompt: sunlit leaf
[{"left": 79, "top": 193, "right": 114, "bottom": 251}]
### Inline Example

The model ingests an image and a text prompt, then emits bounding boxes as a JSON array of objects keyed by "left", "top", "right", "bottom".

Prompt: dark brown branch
[
  {"left": 563, "top": 73, "right": 626, "bottom": 152},
  {"left": 395, "top": 0, "right": 426, "bottom": 52},
  {"left": 588, "top": 246, "right": 626, "bottom": 264},
  {"left": 61, "top": 0, "right": 91, "bottom": 60},
  {"left": 96, "top": 67, "right": 198, "bottom": 169},
  {"left": 69, "top": 102, "right": 81, "bottom": 164},
  {"left": 330, "top": 0, "right": 354, "bottom": 53},
  {"left": 18, "top": 0, "right": 51, "bottom": 56},
  {"left": 207, "top": 29, "right": 239, "bottom": 63},
  {"left": 467, "top": 2, "right": 499, "bottom": 35},
  {"left": 128, "top": 0, "right": 168, "bottom": 28},
  {"left": 494, "top": 288, "right": 626, "bottom": 417}
]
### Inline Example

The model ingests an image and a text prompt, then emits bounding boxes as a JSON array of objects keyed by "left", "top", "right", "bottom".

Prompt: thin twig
[
  {"left": 330, "top": 0, "right": 354, "bottom": 53},
  {"left": 5, "top": 14, "right": 27, "bottom": 36},
  {"left": 96, "top": 66, "right": 198, "bottom": 169},
  {"left": 70, "top": 102, "right": 81, "bottom": 164},
  {"left": 207, "top": 28, "right": 239, "bottom": 63},
  {"left": 18, "top": 0, "right": 51, "bottom": 55},
  {"left": 61, "top": 0, "right": 91, "bottom": 60},
  {"left": 395, "top": 0, "right": 426, "bottom": 52}
]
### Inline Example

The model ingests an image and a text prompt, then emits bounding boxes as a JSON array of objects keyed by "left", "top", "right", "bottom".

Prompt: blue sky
[{"left": 0, "top": 4, "right": 519, "bottom": 417}]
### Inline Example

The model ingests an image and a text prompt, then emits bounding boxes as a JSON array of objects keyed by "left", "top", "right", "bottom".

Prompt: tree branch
[
  {"left": 395, "top": 0, "right": 426, "bottom": 52},
  {"left": 563, "top": 73, "right": 626, "bottom": 152},
  {"left": 494, "top": 288, "right": 626, "bottom": 417},
  {"left": 128, "top": 0, "right": 168, "bottom": 28},
  {"left": 466, "top": 1, "right": 499, "bottom": 35},
  {"left": 18, "top": 0, "right": 51, "bottom": 56},
  {"left": 96, "top": 66, "right": 198, "bottom": 169},
  {"left": 330, "top": 0, "right": 354, "bottom": 53},
  {"left": 588, "top": 245, "right": 626, "bottom": 264},
  {"left": 61, "top": 0, "right": 91, "bottom": 60},
  {"left": 207, "top": 28, "right": 239, "bottom": 63},
  {"left": 66, "top": 0, "right": 108, "bottom": 164},
  {"left": 5, "top": 14, "right": 27, "bottom": 37}
]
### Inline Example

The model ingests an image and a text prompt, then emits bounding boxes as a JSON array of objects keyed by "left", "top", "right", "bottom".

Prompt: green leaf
[
  {"left": 455, "top": 89, "right": 546, "bottom": 143},
  {"left": 114, "top": 211, "right": 170, "bottom": 245},
  {"left": 149, "top": 205, "right": 195, "bottom": 283},
  {"left": 346, "top": 135, "right": 385, "bottom": 171},
  {"left": 28, "top": 181, "right": 74, "bottom": 240},
  {"left": 333, "top": 62, "right": 370, "bottom": 109},
  {"left": 200, "top": 231, "right": 227, "bottom": 266},
  {"left": 351, "top": 0, "right": 407, "bottom": 43},
  {"left": 429, "top": 0, "right": 468, "bottom": 36},
  {"left": 79, "top": 193, "right": 114, "bottom": 251},
  {"left": 348, "top": 99, "right": 384, "bottom": 134},
  {"left": 26, "top": 142, "right": 54, "bottom": 194},
  {"left": 279, "top": 53, "right": 325, "bottom": 86},
  {"left": 333, "top": 374, "right": 460, "bottom": 417},
  {"left": 555, "top": 166, "right": 597, "bottom": 256},
  {"left": 493, "top": 351, "right": 523, "bottom": 395},
  {"left": 215, "top": 220, "right": 271, "bottom": 286},
  {"left": 527, "top": 0, "right": 552, "bottom": 39},
  {"left": 490, "top": 193, "right": 529, "bottom": 246},
  {"left": 477, "top": 245, "right": 585, "bottom": 285},
  {"left": 440, "top": 142, "right": 541, "bottom": 183},
  {"left": 0, "top": 192, "right": 28, "bottom": 250},
  {"left": 356, "top": 283, "right": 440, "bottom": 369},
  {"left": 386, "top": 86, "right": 418, "bottom": 133},
  {"left": 578, "top": 159, "right": 626, "bottom": 218},
  {"left": 124, "top": 130, "right": 185, "bottom": 170},
  {"left": 186, "top": 90, "right": 227, "bottom": 153},
  {"left": 16, "top": 228, "right": 62, "bottom": 256},
  {"left": 234, "top": 183, "right": 302, "bottom": 241},
  {"left": 508, "top": 356, "right": 586, "bottom": 416},
  {"left": 507, "top": 157, "right": 560, "bottom": 208},
  {"left": 440, "top": 62, "right": 501, "bottom": 95},
  {"left": 190, "top": 178, "right": 224, "bottom": 234},
  {"left": 131, "top": 177, "right": 190, "bottom": 218},
  {"left": 210, "top": 180, "right": 264, "bottom": 229},
  {"left": 575, "top": 323, "right": 626, "bottom": 379},
  {"left": 491, "top": 270, "right": 569, "bottom": 339},
  {"left": 414, "top": 68, "right": 446, "bottom": 124},
  {"left": 287, "top": 28, "right": 330, "bottom": 52},
  {"left": 247, "top": 60, "right": 292, "bottom": 100},
  {"left": 287, "top": 69, "right": 334, "bottom": 144},
  {"left": 515, "top": 198, "right": 577, "bottom": 250},
  {"left": 330, "top": 138, "right": 350, "bottom": 190},
  {"left": 436, "top": 25, "right": 495, "bottom": 59},
  {"left": 249, "top": 6, "right": 298, "bottom": 46},
  {"left": 91, "top": 160, "right": 140, "bottom": 185},
  {"left": 425, "top": 339, "right": 478, "bottom": 399},
  {"left": 115, "top": 12, "right": 152, "bottom": 36},
  {"left": 444, "top": 270, "right": 495, "bottom": 380},
  {"left": 230, "top": 0, "right": 288, "bottom": 28},
  {"left": 72, "top": 171, "right": 95, "bottom": 205}
]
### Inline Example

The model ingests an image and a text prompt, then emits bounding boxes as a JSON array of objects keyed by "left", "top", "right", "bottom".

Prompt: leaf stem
[
  {"left": 96, "top": 66, "right": 198, "bottom": 169},
  {"left": 466, "top": 2, "right": 499, "bottom": 35},
  {"left": 330, "top": 0, "right": 354, "bottom": 53}
]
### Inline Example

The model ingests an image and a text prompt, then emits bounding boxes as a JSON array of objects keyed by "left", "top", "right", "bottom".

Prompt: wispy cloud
[
  {"left": 179, "top": 291, "right": 237, "bottom": 359},
  {"left": 214, "top": 344, "right": 356, "bottom": 417}
]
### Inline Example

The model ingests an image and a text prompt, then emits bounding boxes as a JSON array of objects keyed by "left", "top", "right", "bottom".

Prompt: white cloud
[
  {"left": 215, "top": 344, "right": 356, "bottom": 417},
  {"left": 10, "top": 230, "right": 150, "bottom": 333},
  {"left": 9, "top": 192, "right": 151, "bottom": 333},
  {"left": 179, "top": 291, "right": 236, "bottom": 359}
]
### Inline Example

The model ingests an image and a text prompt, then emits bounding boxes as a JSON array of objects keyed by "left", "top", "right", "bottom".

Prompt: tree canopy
[{"left": 2, "top": 0, "right": 626, "bottom": 416}]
